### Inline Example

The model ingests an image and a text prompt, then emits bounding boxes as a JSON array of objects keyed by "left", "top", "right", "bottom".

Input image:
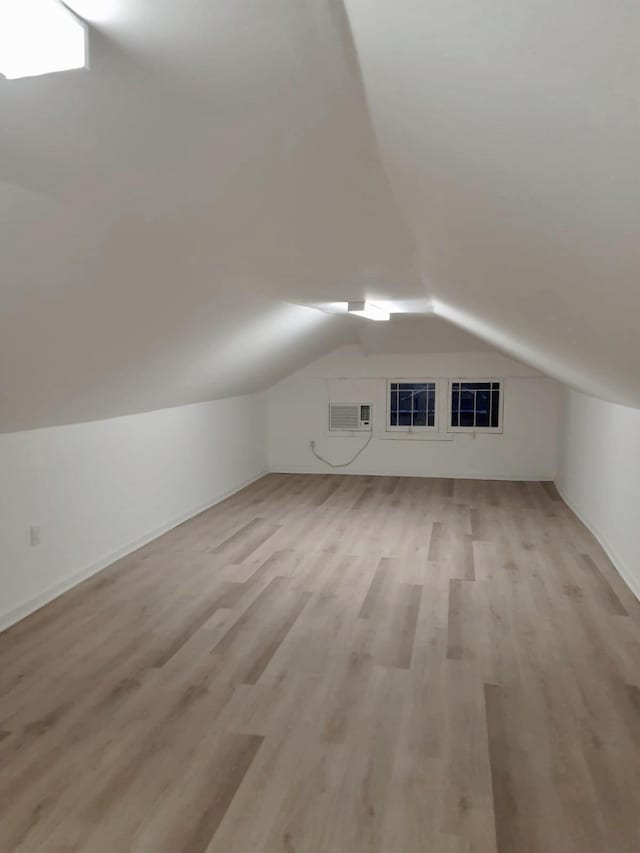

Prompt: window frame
[
  {"left": 447, "top": 378, "right": 504, "bottom": 434},
  {"left": 386, "top": 379, "right": 439, "bottom": 433}
]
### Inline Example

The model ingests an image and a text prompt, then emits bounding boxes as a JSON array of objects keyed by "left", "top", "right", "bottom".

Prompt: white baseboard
[
  {"left": 554, "top": 480, "right": 640, "bottom": 603},
  {"left": 270, "top": 465, "right": 555, "bottom": 482},
  {"left": 0, "top": 471, "right": 268, "bottom": 634}
]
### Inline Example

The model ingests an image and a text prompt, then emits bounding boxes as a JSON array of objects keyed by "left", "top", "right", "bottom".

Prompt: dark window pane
[
  {"left": 451, "top": 389, "right": 460, "bottom": 426},
  {"left": 390, "top": 381, "right": 436, "bottom": 428},
  {"left": 450, "top": 381, "right": 501, "bottom": 429},
  {"left": 475, "top": 390, "right": 490, "bottom": 427},
  {"left": 460, "top": 389, "right": 475, "bottom": 412},
  {"left": 491, "top": 389, "right": 500, "bottom": 427},
  {"left": 461, "top": 382, "right": 491, "bottom": 393},
  {"left": 390, "top": 386, "right": 399, "bottom": 427}
]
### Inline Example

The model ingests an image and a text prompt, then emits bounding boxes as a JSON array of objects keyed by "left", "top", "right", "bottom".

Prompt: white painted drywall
[
  {"left": 556, "top": 388, "right": 640, "bottom": 600},
  {"left": 267, "top": 346, "right": 559, "bottom": 480},
  {"left": 0, "top": 394, "right": 267, "bottom": 630}
]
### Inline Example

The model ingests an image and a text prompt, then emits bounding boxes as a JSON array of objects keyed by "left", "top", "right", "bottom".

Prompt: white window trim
[
  {"left": 386, "top": 379, "right": 439, "bottom": 433},
  {"left": 447, "top": 378, "right": 504, "bottom": 434}
]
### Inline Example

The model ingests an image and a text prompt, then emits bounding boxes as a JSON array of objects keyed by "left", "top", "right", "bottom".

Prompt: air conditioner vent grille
[{"left": 329, "top": 404, "right": 371, "bottom": 431}]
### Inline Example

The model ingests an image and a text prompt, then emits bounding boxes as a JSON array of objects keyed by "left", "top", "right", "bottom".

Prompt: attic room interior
[{"left": 1, "top": 1, "right": 640, "bottom": 851}]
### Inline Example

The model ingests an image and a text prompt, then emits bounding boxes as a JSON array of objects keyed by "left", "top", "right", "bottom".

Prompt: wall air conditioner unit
[{"left": 329, "top": 403, "right": 372, "bottom": 431}]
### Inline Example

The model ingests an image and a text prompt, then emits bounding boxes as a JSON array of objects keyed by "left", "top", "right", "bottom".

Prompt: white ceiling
[
  {"left": 344, "top": 0, "right": 640, "bottom": 405},
  {"left": 355, "top": 315, "right": 495, "bottom": 355},
  {"left": 1, "top": 1, "right": 639, "bottom": 431}
]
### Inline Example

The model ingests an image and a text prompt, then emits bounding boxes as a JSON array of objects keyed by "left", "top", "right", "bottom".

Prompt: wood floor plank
[
  {"left": 151, "top": 591, "right": 233, "bottom": 668},
  {"left": 428, "top": 520, "right": 443, "bottom": 560},
  {"left": 322, "top": 664, "right": 409, "bottom": 853},
  {"left": 580, "top": 553, "right": 629, "bottom": 616},
  {"left": 388, "top": 582, "right": 422, "bottom": 670},
  {"left": 0, "top": 473, "right": 639, "bottom": 852},
  {"left": 211, "top": 517, "right": 281, "bottom": 563},
  {"left": 459, "top": 532, "right": 476, "bottom": 581},
  {"left": 484, "top": 683, "right": 519, "bottom": 853},
  {"left": 447, "top": 578, "right": 467, "bottom": 661},
  {"left": 626, "top": 683, "right": 640, "bottom": 713},
  {"left": 133, "top": 732, "right": 264, "bottom": 853},
  {"left": 212, "top": 576, "right": 311, "bottom": 685},
  {"left": 358, "top": 558, "right": 388, "bottom": 619}
]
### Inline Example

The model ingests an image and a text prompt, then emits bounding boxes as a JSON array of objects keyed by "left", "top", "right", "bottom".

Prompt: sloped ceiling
[
  {"left": 355, "top": 315, "right": 495, "bottom": 356},
  {"left": 1, "top": 1, "right": 639, "bottom": 431},
  {"left": 344, "top": 0, "right": 640, "bottom": 406},
  {"left": 0, "top": 1, "right": 419, "bottom": 432}
]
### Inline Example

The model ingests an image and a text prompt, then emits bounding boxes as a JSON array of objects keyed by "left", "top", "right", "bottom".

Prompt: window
[
  {"left": 388, "top": 381, "right": 437, "bottom": 431},
  {"left": 449, "top": 380, "right": 502, "bottom": 432}
]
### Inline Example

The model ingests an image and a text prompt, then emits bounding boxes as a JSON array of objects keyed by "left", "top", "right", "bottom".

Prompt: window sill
[
  {"left": 447, "top": 429, "right": 503, "bottom": 435},
  {"left": 325, "top": 431, "right": 454, "bottom": 442},
  {"left": 379, "top": 432, "right": 454, "bottom": 442}
]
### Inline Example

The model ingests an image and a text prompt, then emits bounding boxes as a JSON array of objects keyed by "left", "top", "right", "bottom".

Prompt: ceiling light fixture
[
  {"left": 347, "top": 301, "right": 390, "bottom": 322},
  {"left": 0, "top": 0, "right": 88, "bottom": 80}
]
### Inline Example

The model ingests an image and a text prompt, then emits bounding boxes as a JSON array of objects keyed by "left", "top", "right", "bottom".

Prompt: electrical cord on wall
[{"left": 309, "top": 432, "right": 373, "bottom": 468}]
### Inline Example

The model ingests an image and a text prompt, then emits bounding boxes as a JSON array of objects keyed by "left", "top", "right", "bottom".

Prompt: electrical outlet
[{"left": 30, "top": 526, "right": 41, "bottom": 547}]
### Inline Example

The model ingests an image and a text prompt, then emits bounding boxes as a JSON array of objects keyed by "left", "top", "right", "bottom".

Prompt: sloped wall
[
  {"left": 0, "top": 394, "right": 267, "bottom": 630},
  {"left": 556, "top": 388, "right": 640, "bottom": 600}
]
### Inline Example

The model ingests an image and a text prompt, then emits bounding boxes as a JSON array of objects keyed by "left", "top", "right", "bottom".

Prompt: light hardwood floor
[{"left": 1, "top": 473, "right": 639, "bottom": 852}]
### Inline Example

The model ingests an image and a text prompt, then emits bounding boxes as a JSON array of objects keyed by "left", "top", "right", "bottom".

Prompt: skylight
[{"left": 0, "top": 0, "right": 87, "bottom": 80}]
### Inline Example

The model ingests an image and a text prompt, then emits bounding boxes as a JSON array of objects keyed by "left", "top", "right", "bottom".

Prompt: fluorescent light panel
[
  {"left": 347, "top": 301, "right": 390, "bottom": 321},
  {"left": 0, "top": 0, "right": 87, "bottom": 80}
]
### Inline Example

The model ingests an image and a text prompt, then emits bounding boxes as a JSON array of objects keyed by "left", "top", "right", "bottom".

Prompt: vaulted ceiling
[{"left": 1, "top": 1, "right": 639, "bottom": 431}]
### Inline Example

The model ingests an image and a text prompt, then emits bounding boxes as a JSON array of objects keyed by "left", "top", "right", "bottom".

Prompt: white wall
[
  {"left": 0, "top": 394, "right": 267, "bottom": 630},
  {"left": 556, "top": 388, "right": 640, "bottom": 600},
  {"left": 268, "top": 346, "right": 559, "bottom": 480}
]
